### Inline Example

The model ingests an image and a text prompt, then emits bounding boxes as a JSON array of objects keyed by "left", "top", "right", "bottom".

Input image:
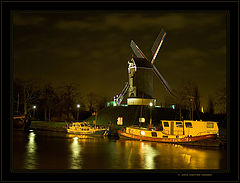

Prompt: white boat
[{"left": 66, "top": 122, "right": 107, "bottom": 135}]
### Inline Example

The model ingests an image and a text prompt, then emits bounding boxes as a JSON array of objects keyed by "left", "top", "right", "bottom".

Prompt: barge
[{"left": 118, "top": 120, "right": 220, "bottom": 146}]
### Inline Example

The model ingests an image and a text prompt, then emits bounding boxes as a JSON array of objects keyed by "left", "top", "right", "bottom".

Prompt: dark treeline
[
  {"left": 13, "top": 78, "right": 109, "bottom": 122},
  {"left": 13, "top": 78, "right": 227, "bottom": 126},
  {"left": 163, "top": 80, "right": 227, "bottom": 127}
]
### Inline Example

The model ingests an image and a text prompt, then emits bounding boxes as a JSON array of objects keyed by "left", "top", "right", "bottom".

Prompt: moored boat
[
  {"left": 66, "top": 121, "right": 107, "bottom": 135},
  {"left": 118, "top": 120, "right": 219, "bottom": 145},
  {"left": 13, "top": 113, "right": 31, "bottom": 131},
  {"left": 13, "top": 114, "right": 26, "bottom": 129}
]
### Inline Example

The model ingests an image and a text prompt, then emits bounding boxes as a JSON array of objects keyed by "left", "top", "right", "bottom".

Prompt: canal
[{"left": 12, "top": 130, "right": 227, "bottom": 170}]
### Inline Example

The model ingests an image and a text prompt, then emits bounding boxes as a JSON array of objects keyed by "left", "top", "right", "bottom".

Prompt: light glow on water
[
  {"left": 25, "top": 132, "right": 37, "bottom": 169},
  {"left": 13, "top": 131, "right": 226, "bottom": 170},
  {"left": 70, "top": 137, "right": 82, "bottom": 169},
  {"left": 140, "top": 142, "right": 160, "bottom": 169}
]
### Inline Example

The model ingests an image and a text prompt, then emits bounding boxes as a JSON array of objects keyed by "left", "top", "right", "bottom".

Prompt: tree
[
  {"left": 23, "top": 80, "right": 41, "bottom": 115},
  {"left": 39, "top": 83, "right": 56, "bottom": 121},
  {"left": 56, "top": 84, "right": 80, "bottom": 121},
  {"left": 193, "top": 86, "right": 201, "bottom": 113},
  {"left": 13, "top": 78, "right": 24, "bottom": 114},
  {"left": 13, "top": 79, "right": 41, "bottom": 115},
  {"left": 96, "top": 96, "right": 109, "bottom": 111},
  {"left": 215, "top": 86, "right": 226, "bottom": 114},
  {"left": 207, "top": 96, "right": 214, "bottom": 114},
  {"left": 86, "top": 92, "right": 98, "bottom": 113},
  {"left": 169, "top": 80, "right": 201, "bottom": 120}
]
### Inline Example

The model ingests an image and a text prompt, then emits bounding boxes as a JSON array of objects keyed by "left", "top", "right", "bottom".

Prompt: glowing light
[
  {"left": 25, "top": 132, "right": 37, "bottom": 169},
  {"left": 140, "top": 142, "right": 160, "bottom": 169},
  {"left": 201, "top": 106, "right": 204, "bottom": 113},
  {"left": 77, "top": 104, "right": 80, "bottom": 108},
  {"left": 139, "top": 118, "right": 145, "bottom": 123},
  {"left": 171, "top": 105, "right": 175, "bottom": 109},
  {"left": 33, "top": 105, "right": 36, "bottom": 109},
  {"left": 29, "top": 129, "right": 34, "bottom": 132},
  {"left": 141, "top": 131, "right": 145, "bottom": 136},
  {"left": 149, "top": 102, "right": 153, "bottom": 107},
  {"left": 117, "top": 117, "right": 123, "bottom": 125},
  {"left": 71, "top": 136, "right": 82, "bottom": 169}
]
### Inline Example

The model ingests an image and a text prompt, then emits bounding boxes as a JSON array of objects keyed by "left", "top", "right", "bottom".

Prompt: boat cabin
[
  {"left": 159, "top": 120, "right": 219, "bottom": 136},
  {"left": 124, "top": 120, "right": 219, "bottom": 139},
  {"left": 68, "top": 122, "right": 91, "bottom": 132}
]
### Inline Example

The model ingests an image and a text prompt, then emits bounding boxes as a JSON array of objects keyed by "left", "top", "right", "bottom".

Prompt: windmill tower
[
  {"left": 127, "top": 29, "right": 174, "bottom": 106},
  {"left": 114, "top": 29, "right": 174, "bottom": 106}
]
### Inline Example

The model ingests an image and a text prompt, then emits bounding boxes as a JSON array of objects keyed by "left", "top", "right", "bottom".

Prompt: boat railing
[{"left": 197, "top": 131, "right": 218, "bottom": 136}]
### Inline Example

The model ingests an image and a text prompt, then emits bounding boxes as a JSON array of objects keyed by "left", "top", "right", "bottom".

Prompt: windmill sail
[
  {"left": 130, "top": 40, "right": 147, "bottom": 59},
  {"left": 129, "top": 29, "right": 175, "bottom": 98},
  {"left": 152, "top": 65, "right": 175, "bottom": 97},
  {"left": 151, "top": 29, "right": 167, "bottom": 64}
]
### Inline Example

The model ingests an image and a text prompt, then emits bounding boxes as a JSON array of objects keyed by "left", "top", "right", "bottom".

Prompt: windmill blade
[
  {"left": 152, "top": 65, "right": 175, "bottom": 97},
  {"left": 151, "top": 29, "right": 165, "bottom": 54},
  {"left": 151, "top": 29, "right": 167, "bottom": 64},
  {"left": 130, "top": 40, "right": 147, "bottom": 59}
]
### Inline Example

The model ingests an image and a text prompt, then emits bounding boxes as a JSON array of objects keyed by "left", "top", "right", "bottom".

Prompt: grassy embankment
[
  {"left": 30, "top": 121, "right": 67, "bottom": 132},
  {"left": 30, "top": 106, "right": 227, "bottom": 137}
]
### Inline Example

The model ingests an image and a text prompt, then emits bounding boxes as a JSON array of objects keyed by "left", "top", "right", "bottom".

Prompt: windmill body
[
  {"left": 127, "top": 58, "right": 155, "bottom": 105},
  {"left": 114, "top": 29, "right": 174, "bottom": 106}
]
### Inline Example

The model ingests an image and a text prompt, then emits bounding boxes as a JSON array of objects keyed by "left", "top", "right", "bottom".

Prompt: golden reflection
[
  {"left": 139, "top": 142, "right": 160, "bottom": 169},
  {"left": 172, "top": 144, "right": 221, "bottom": 169},
  {"left": 70, "top": 137, "right": 82, "bottom": 169},
  {"left": 67, "top": 134, "right": 93, "bottom": 139},
  {"left": 25, "top": 132, "right": 37, "bottom": 169},
  {"left": 181, "top": 153, "right": 192, "bottom": 164}
]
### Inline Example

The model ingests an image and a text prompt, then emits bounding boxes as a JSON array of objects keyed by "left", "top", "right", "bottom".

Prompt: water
[{"left": 13, "top": 130, "right": 227, "bottom": 170}]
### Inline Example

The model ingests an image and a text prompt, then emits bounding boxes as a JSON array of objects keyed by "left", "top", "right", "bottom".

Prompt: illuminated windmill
[{"left": 114, "top": 29, "right": 175, "bottom": 106}]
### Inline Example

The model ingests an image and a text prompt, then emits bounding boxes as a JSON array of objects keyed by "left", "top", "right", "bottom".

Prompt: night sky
[{"left": 12, "top": 11, "right": 227, "bottom": 109}]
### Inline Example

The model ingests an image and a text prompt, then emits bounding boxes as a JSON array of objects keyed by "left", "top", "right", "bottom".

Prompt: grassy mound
[{"left": 85, "top": 106, "right": 178, "bottom": 127}]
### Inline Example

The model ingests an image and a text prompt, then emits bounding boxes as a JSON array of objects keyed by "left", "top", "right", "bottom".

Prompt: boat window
[
  {"left": 81, "top": 124, "right": 85, "bottom": 127},
  {"left": 185, "top": 122, "right": 193, "bottom": 128},
  {"left": 151, "top": 132, "right": 157, "bottom": 137},
  {"left": 176, "top": 122, "right": 183, "bottom": 127},
  {"left": 163, "top": 122, "right": 169, "bottom": 127},
  {"left": 207, "top": 122, "right": 214, "bottom": 128}
]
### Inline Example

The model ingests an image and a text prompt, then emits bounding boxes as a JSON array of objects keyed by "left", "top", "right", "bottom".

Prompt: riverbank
[{"left": 30, "top": 121, "right": 67, "bottom": 132}]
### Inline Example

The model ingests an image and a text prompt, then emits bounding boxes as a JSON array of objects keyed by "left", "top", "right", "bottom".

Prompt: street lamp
[
  {"left": 149, "top": 102, "right": 153, "bottom": 126},
  {"left": 33, "top": 105, "right": 36, "bottom": 120},
  {"left": 77, "top": 104, "right": 80, "bottom": 121}
]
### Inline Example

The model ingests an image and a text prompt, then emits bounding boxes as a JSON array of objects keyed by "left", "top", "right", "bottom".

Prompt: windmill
[{"left": 114, "top": 29, "right": 175, "bottom": 106}]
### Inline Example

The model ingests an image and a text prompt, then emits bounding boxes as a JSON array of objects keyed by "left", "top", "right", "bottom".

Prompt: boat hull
[
  {"left": 67, "top": 129, "right": 106, "bottom": 135},
  {"left": 118, "top": 130, "right": 217, "bottom": 144}
]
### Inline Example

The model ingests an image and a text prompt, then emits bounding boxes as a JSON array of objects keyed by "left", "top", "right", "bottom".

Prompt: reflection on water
[
  {"left": 139, "top": 142, "right": 160, "bottom": 169},
  {"left": 70, "top": 137, "right": 82, "bottom": 169},
  {"left": 115, "top": 140, "right": 225, "bottom": 169},
  {"left": 13, "top": 131, "right": 227, "bottom": 170},
  {"left": 25, "top": 132, "right": 37, "bottom": 169}
]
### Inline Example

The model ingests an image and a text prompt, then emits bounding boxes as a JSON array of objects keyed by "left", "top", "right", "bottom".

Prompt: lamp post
[
  {"left": 149, "top": 102, "right": 153, "bottom": 126},
  {"left": 33, "top": 105, "right": 36, "bottom": 120},
  {"left": 77, "top": 104, "right": 80, "bottom": 121}
]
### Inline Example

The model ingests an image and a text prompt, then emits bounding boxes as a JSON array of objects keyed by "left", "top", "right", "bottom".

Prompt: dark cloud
[{"left": 12, "top": 11, "right": 227, "bottom": 108}]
